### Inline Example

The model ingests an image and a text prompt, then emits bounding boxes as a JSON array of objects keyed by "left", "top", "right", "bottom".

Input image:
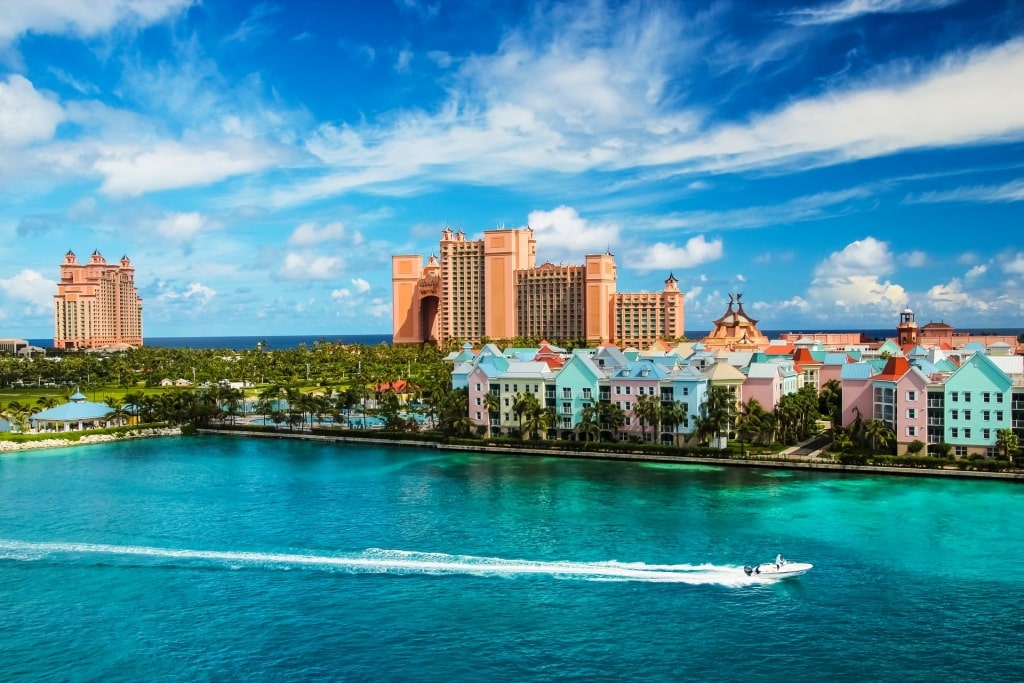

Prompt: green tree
[
  {"left": 482, "top": 392, "right": 501, "bottom": 438},
  {"left": 995, "top": 428, "right": 1019, "bottom": 463},
  {"left": 574, "top": 404, "right": 601, "bottom": 443},
  {"left": 633, "top": 393, "right": 662, "bottom": 442}
]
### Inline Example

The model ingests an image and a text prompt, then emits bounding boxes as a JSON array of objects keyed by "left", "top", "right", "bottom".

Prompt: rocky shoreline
[{"left": 0, "top": 427, "right": 183, "bottom": 453}]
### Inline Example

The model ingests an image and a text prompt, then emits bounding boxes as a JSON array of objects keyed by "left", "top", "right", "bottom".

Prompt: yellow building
[
  {"left": 393, "top": 227, "right": 684, "bottom": 347},
  {"left": 54, "top": 250, "right": 143, "bottom": 350}
]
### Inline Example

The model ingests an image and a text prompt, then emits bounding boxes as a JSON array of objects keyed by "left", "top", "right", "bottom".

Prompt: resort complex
[
  {"left": 53, "top": 250, "right": 143, "bottom": 350},
  {"left": 392, "top": 226, "right": 684, "bottom": 348},
  {"left": 446, "top": 302, "right": 1024, "bottom": 458}
]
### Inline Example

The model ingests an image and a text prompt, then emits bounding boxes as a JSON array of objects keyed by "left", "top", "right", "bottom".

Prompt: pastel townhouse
[
  {"left": 938, "top": 352, "right": 1015, "bottom": 457},
  {"left": 743, "top": 360, "right": 799, "bottom": 414},
  {"left": 840, "top": 362, "right": 876, "bottom": 428},
  {"left": 552, "top": 352, "right": 605, "bottom": 439},
  {"left": 606, "top": 359, "right": 672, "bottom": 442},
  {"left": 871, "top": 356, "right": 929, "bottom": 454},
  {"left": 670, "top": 366, "right": 709, "bottom": 444}
]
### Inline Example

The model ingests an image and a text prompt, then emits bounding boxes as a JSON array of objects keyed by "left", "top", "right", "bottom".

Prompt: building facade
[
  {"left": 393, "top": 227, "right": 684, "bottom": 347},
  {"left": 54, "top": 250, "right": 143, "bottom": 350}
]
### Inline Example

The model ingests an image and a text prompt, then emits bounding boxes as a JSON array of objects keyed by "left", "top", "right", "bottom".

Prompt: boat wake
[{"left": 0, "top": 539, "right": 782, "bottom": 586}]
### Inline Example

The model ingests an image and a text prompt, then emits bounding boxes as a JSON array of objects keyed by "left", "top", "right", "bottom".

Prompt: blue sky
[{"left": 1, "top": 0, "right": 1023, "bottom": 339}]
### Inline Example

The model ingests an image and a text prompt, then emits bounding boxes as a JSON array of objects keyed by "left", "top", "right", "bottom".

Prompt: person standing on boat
[{"left": 775, "top": 554, "right": 782, "bottom": 569}]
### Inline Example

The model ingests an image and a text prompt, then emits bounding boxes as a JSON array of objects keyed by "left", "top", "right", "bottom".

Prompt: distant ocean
[{"left": 25, "top": 327, "right": 1021, "bottom": 350}]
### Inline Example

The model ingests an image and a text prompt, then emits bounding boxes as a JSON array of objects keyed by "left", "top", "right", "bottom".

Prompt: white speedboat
[{"left": 743, "top": 554, "right": 812, "bottom": 579}]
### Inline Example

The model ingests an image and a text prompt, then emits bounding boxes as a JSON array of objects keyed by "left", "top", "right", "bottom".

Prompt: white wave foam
[{"left": 0, "top": 539, "right": 778, "bottom": 586}]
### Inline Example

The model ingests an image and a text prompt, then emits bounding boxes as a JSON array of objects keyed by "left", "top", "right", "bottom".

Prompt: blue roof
[
  {"left": 32, "top": 397, "right": 113, "bottom": 422},
  {"left": 841, "top": 362, "right": 876, "bottom": 380}
]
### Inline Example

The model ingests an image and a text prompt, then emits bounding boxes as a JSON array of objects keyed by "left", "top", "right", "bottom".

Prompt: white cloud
[
  {"left": 0, "top": 269, "right": 57, "bottom": 313},
  {"left": 288, "top": 221, "right": 354, "bottom": 246},
  {"left": 906, "top": 178, "right": 1024, "bottom": 204},
  {"left": 814, "top": 237, "right": 894, "bottom": 278},
  {"left": 524, "top": 206, "right": 620, "bottom": 262},
  {"left": 1004, "top": 253, "right": 1024, "bottom": 276},
  {"left": 925, "top": 278, "right": 990, "bottom": 315},
  {"left": 351, "top": 277, "right": 371, "bottom": 293},
  {"left": 785, "top": 0, "right": 960, "bottom": 26},
  {"left": 331, "top": 288, "right": 351, "bottom": 300},
  {"left": 0, "top": 0, "right": 195, "bottom": 44},
  {"left": 279, "top": 252, "right": 342, "bottom": 280},
  {"left": 903, "top": 250, "right": 927, "bottom": 267},
  {"left": 0, "top": 75, "right": 64, "bottom": 146},
  {"left": 803, "top": 238, "right": 909, "bottom": 317},
  {"left": 966, "top": 264, "right": 987, "bottom": 278},
  {"left": 182, "top": 282, "right": 215, "bottom": 303},
  {"left": 627, "top": 235, "right": 723, "bottom": 272},
  {"left": 156, "top": 212, "right": 207, "bottom": 244},
  {"left": 395, "top": 47, "right": 413, "bottom": 72},
  {"left": 94, "top": 140, "right": 287, "bottom": 196},
  {"left": 646, "top": 39, "right": 1024, "bottom": 174}
]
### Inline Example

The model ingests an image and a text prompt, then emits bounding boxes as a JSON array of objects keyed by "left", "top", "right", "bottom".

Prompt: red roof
[
  {"left": 875, "top": 356, "right": 911, "bottom": 381},
  {"left": 764, "top": 343, "right": 794, "bottom": 355},
  {"left": 793, "top": 347, "right": 821, "bottom": 365}
]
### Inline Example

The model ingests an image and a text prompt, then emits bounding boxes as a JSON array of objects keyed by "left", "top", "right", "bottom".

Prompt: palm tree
[
  {"left": 523, "top": 404, "right": 553, "bottom": 441},
  {"left": 574, "top": 404, "right": 601, "bottom": 443},
  {"left": 633, "top": 393, "right": 662, "bottom": 442},
  {"left": 661, "top": 400, "right": 688, "bottom": 445},
  {"left": 512, "top": 392, "right": 539, "bottom": 439},
  {"left": 103, "top": 396, "right": 128, "bottom": 426},
  {"left": 863, "top": 419, "right": 895, "bottom": 454},
  {"left": 36, "top": 395, "right": 60, "bottom": 410},
  {"left": 482, "top": 392, "right": 501, "bottom": 438},
  {"left": 598, "top": 401, "right": 625, "bottom": 441},
  {"left": 995, "top": 428, "right": 1019, "bottom": 463}
]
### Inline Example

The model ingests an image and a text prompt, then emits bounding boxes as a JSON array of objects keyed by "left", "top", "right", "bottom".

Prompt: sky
[{"left": 1, "top": 0, "right": 1023, "bottom": 339}]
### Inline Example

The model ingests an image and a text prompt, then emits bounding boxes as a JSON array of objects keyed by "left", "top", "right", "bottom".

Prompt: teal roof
[{"left": 32, "top": 397, "right": 112, "bottom": 422}]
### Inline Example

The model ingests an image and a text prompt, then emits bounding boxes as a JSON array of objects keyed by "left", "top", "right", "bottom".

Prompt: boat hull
[{"left": 744, "top": 561, "right": 812, "bottom": 579}]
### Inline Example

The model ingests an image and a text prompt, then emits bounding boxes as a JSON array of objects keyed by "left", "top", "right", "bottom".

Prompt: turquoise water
[{"left": 1, "top": 437, "right": 1021, "bottom": 681}]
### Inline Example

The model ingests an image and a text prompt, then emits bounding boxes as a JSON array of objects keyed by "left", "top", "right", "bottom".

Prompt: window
[
  {"left": 513, "top": 384, "right": 519, "bottom": 393},
  {"left": 955, "top": 446, "right": 967, "bottom": 457},
  {"left": 964, "top": 392, "right": 972, "bottom": 402},
  {"left": 996, "top": 411, "right": 1004, "bottom": 421},
  {"left": 951, "top": 409, "right": 959, "bottom": 420},
  {"left": 906, "top": 408, "right": 917, "bottom": 419},
  {"left": 964, "top": 410, "right": 971, "bottom": 420},
  {"left": 983, "top": 392, "right": 991, "bottom": 403},
  {"left": 906, "top": 390, "right": 917, "bottom": 401},
  {"left": 683, "top": 387, "right": 689, "bottom": 396},
  {"left": 615, "top": 386, "right": 622, "bottom": 395},
  {"left": 562, "top": 388, "right": 571, "bottom": 399},
  {"left": 983, "top": 410, "right": 991, "bottom": 421},
  {"left": 561, "top": 402, "right": 572, "bottom": 415},
  {"left": 951, "top": 427, "right": 959, "bottom": 438},
  {"left": 475, "top": 397, "right": 481, "bottom": 406},
  {"left": 582, "top": 388, "right": 592, "bottom": 399},
  {"left": 475, "top": 383, "right": 481, "bottom": 392},
  {"left": 625, "top": 387, "right": 631, "bottom": 395},
  {"left": 964, "top": 428, "right": 972, "bottom": 439},
  {"left": 983, "top": 428, "right": 990, "bottom": 440},
  {"left": 951, "top": 392, "right": 959, "bottom": 402},
  {"left": 625, "top": 402, "right": 632, "bottom": 411},
  {"left": 907, "top": 426, "right": 916, "bottom": 437},
  {"left": 475, "top": 412, "right": 481, "bottom": 420},
  {"left": 996, "top": 393, "right": 1004, "bottom": 403},
  {"left": 504, "top": 384, "right": 509, "bottom": 392}
]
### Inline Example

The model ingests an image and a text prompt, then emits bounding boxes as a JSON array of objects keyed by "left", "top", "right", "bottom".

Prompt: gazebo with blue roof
[{"left": 31, "top": 392, "right": 113, "bottom": 432}]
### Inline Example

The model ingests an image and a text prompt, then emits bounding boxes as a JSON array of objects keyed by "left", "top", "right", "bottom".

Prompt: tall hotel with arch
[
  {"left": 392, "top": 227, "right": 684, "bottom": 347},
  {"left": 53, "top": 250, "right": 143, "bottom": 350}
]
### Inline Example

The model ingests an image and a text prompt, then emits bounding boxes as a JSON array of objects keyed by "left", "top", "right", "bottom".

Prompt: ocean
[
  {"left": 27, "top": 328, "right": 1022, "bottom": 350},
  {"left": 1, "top": 436, "right": 1021, "bottom": 681}
]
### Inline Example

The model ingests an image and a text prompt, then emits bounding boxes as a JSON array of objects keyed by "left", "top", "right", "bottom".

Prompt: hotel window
[
  {"left": 983, "top": 428, "right": 991, "bottom": 440},
  {"left": 906, "top": 390, "right": 917, "bottom": 402},
  {"left": 951, "top": 428, "right": 959, "bottom": 438},
  {"left": 964, "top": 428, "right": 972, "bottom": 439},
  {"left": 983, "top": 392, "right": 991, "bottom": 403},
  {"left": 906, "top": 408, "right": 916, "bottom": 419},
  {"left": 983, "top": 410, "right": 991, "bottom": 421}
]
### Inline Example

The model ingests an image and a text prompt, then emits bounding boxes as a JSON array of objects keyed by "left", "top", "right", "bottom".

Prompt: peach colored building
[
  {"left": 700, "top": 294, "right": 770, "bottom": 351},
  {"left": 54, "top": 250, "right": 143, "bottom": 350},
  {"left": 393, "top": 227, "right": 684, "bottom": 347}
]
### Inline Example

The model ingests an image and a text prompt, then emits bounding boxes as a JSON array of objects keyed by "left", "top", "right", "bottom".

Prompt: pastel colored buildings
[
  {"left": 54, "top": 250, "right": 143, "bottom": 350},
  {"left": 393, "top": 227, "right": 684, "bottom": 348},
  {"left": 449, "top": 301, "right": 1024, "bottom": 457}
]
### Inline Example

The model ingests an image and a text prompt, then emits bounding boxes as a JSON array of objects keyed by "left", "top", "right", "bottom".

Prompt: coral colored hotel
[{"left": 392, "top": 227, "right": 684, "bottom": 348}]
